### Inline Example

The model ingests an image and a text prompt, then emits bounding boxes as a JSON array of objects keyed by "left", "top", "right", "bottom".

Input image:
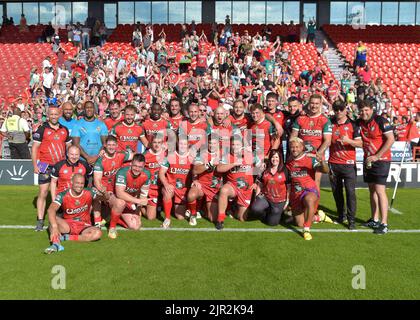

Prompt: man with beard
[
  {"left": 110, "top": 105, "right": 149, "bottom": 152},
  {"left": 104, "top": 99, "right": 124, "bottom": 131},
  {"left": 142, "top": 103, "right": 171, "bottom": 145},
  {"left": 58, "top": 101, "right": 77, "bottom": 136}
]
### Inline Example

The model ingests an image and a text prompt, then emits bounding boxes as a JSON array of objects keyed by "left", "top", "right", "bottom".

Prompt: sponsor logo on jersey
[
  {"left": 290, "top": 170, "right": 308, "bottom": 178},
  {"left": 170, "top": 167, "right": 190, "bottom": 175},
  {"left": 120, "top": 136, "right": 139, "bottom": 142},
  {"left": 66, "top": 204, "right": 89, "bottom": 215},
  {"left": 301, "top": 129, "right": 322, "bottom": 137}
]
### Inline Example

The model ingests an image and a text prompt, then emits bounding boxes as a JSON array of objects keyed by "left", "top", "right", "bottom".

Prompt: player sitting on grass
[
  {"left": 108, "top": 153, "right": 151, "bottom": 239},
  {"left": 285, "top": 137, "right": 332, "bottom": 240},
  {"left": 45, "top": 174, "right": 107, "bottom": 254}
]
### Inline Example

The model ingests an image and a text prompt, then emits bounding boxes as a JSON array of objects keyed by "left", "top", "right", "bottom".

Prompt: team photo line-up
[{"left": 32, "top": 93, "right": 394, "bottom": 254}]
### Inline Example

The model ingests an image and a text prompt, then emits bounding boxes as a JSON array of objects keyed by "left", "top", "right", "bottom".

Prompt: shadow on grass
[{"left": 318, "top": 204, "right": 366, "bottom": 225}]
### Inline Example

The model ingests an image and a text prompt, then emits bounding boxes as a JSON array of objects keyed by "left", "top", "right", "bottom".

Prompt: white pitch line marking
[{"left": 0, "top": 225, "right": 420, "bottom": 233}]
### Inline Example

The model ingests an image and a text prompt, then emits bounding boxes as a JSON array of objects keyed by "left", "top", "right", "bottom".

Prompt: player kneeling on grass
[
  {"left": 215, "top": 135, "right": 261, "bottom": 230},
  {"left": 285, "top": 137, "right": 331, "bottom": 240},
  {"left": 108, "top": 154, "right": 151, "bottom": 239},
  {"left": 187, "top": 134, "right": 223, "bottom": 226},
  {"left": 159, "top": 137, "right": 194, "bottom": 229},
  {"left": 45, "top": 174, "right": 106, "bottom": 254}
]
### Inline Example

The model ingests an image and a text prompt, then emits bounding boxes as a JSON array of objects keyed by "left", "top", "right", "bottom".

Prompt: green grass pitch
[{"left": 0, "top": 186, "right": 419, "bottom": 300}]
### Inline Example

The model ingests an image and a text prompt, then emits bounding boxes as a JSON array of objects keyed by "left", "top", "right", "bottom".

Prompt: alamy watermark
[
  {"left": 351, "top": 265, "right": 366, "bottom": 290},
  {"left": 51, "top": 265, "right": 66, "bottom": 290}
]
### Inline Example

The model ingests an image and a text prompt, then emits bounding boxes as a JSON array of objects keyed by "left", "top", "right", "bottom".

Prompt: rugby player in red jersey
[
  {"left": 110, "top": 105, "right": 149, "bottom": 152},
  {"left": 167, "top": 98, "right": 185, "bottom": 133},
  {"left": 50, "top": 145, "right": 92, "bottom": 201},
  {"left": 187, "top": 134, "right": 223, "bottom": 225},
  {"left": 108, "top": 154, "right": 151, "bottom": 239},
  {"left": 104, "top": 99, "right": 124, "bottom": 131},
  {"left": 357, "top": 100, "right": 394, "bottom": 234},
  {"left": 142, "top": 103, "right": 171, "bottom": 145},
  {"left": 286, "top": 137, "right": 330, "bottom": 240},
  {"left": 32, "top": 107, "right": 72, "bottom": 231},
  {"left": 328, "top": 101, "right": 362, "bottom": 230},
  {"left": 143, "top": 134, "right": 166, "bottom": 220},
  {"left": 93, "top": 135, "right": 133, "bottom": 227},
  {"left": 178, "top": 104, "right": 211, "bottom": 156},
  {"left": 290, "top": 94, "right": 332, "bottom": 190},
  {"left": 159, "top": 137, "right": 194, "bottom": 229},
  {"left": 208, "top": 106, "right": 235, "bottom": 152},
  {"left": 229, "top": 100, "right": 251, "bottom": 133},
  {"left": 215, "top": 135, "right": 261, "bottom": 230},
  {"left": 248, "top": 103, "right": 281, "bottom": 162},
  {"left": 265, "top": 92, "right": 285, "bottom": 128},
  {"left": 44, "top": 174, "right": 105, "bottom": 254}
]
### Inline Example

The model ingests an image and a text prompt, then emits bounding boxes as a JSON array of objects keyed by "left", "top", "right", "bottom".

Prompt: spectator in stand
[
  {"left": 354, "top": 41, "right": 367, "bottom": 68},
  {"left": 307, "top": 19, "right": 316, "bottom": 43},
  {"left": 19, "top": 14, "right": 29, "bottom": 33},
  {"left": 81, "top": 23, "right": 90, "bottom": 50},
  {"left": 132, "top": 26, "right": 142, "bottom": 48}
]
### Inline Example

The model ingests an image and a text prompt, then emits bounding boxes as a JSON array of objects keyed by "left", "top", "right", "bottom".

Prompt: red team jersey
[
  {"left": 286, "top": 154, "right": 319, "bottom": 211},
  {"left": 169, "top": 115, "right": 185, "bottom": 133},
  {"left": 161, "top": 152, "right": 193, "bottom": 204},
  {"left": 54, "top": 188, "right": 97, "bottom": 234},
  {"left": 94, "top": 151, "right": 131, "bottom": 192},
  {"left": 221, "top": 153, "right": 256, "bottom": 207},
  {"left": 259, "top": 170, "right": 288, "bottom": 203},
  {"left": 104, "top": 114, "right": 124, "bottom": 131},
  {"left": 178, "top": 119, "right": 211, "bottom": 149},
  {"left": 115, "top": 167, "right": 151, "bottom": 210},
  {"left": 229, "top": 115, "right": 251, "bottom": 133},
  {"left": 265, "top": 110, "right": 286, "bottom": 128},
  {"left": 329, "top": 119, "right": 361, "bottom": 165},
  {"left": 144, "top": 149, "right": 166, "bottom": 206},
  {"left": 292, "top": 114, "right": 332, "bottom": 153},
  {"left": 51, "top": 159, "right": 92, "bottom": 194},
  {"left": 248, "top": 119, "right": 276, "bottom": 159},
  {"left": 194, "top": 151, "right": 223, "bottom": 202},
  {"left": 357, "top": 115, "right": 393, "bottom": 161},
  {"left": 33, "top": 123, "right": 71, "bottom": 165},
  {"left": 111, "top": 122, "right": 145, "bottom": 152},
  {"left": 142, "top": 118, "right": 171, "bottom": 143}
]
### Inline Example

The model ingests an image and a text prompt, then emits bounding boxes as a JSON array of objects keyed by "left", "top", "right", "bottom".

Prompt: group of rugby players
[{"left": 32, "top": 91, "right": 393, "bottom": 254}]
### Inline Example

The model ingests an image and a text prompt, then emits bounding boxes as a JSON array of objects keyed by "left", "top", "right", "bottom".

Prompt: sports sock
[
  {"left": 110, "top": 210, "right": 120, "bottom": 229},
  {"left": 313, "top": 215, "right": 321, "bottom": 222},
  {"left": 163, "top": 199, "right": 173, "bottom": 219},
  {"left": 187, "top": 200, "right": 197, "bottom": 217},
  {"left": 303, "top": 221, "right": 312, "bottom": 229},
  {"left": 217, "top": 212, "right": 226, "bottom": 223},
  {"left": 94, "top": 215, "right": 102, "bottom": 224},
  {"left": 51, "top": 234, "right": 60, "bottom": 244}
]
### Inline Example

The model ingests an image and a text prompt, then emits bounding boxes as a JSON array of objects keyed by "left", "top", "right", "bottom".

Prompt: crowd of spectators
[{"left": 0, "top": 20, "right": 419, "bottom": 159}]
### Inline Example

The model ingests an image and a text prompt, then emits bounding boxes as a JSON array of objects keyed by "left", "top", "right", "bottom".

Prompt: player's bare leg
[
  {"left": 77, "top": 227, "right": 102, "bottom": 241},
  {"left": 174, "top": 204, "right": 187, "bottom": 220},
  {"left": 369, "top": 183, "right": 380, "bottom": 221},
  {"left": 145, "top": 205, "right": 157, "bottom": 220},
  {"left": 121, "top": 212, "right": 141, "bottom": 230},
  {"left": 236, "top": 206, "right": 248, "bottom": 222},
  {"left": 216, "top": 184, "right": 236, "bottom": 230},
  {"left": 302, "top": 192, "right": 318, "bottom": 240},
  {"left": 206, "top": 201, "right": 218, "bottom": 222},
  {"left": 373, "top": 184, "right": 389, "bottom": 234},
  {"left": 187, "top": 186, "right": 204, "bottom": 226},
  {"left": 36, "top": 183, "right": 50, "bottom": 231}
]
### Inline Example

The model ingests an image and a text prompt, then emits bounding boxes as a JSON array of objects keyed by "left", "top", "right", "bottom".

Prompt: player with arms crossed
[
  {"left": 44, "top": 174, "right": 106, "bottom": 254},
  {"left": 108, "top": 153, "right": 151, "bottom": 239},
  {"left": 286, "top": 137, "right": 331, "bottom": 240},
  {"left": 357, "top": 99, "right": 394, "bottom": 234}
]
